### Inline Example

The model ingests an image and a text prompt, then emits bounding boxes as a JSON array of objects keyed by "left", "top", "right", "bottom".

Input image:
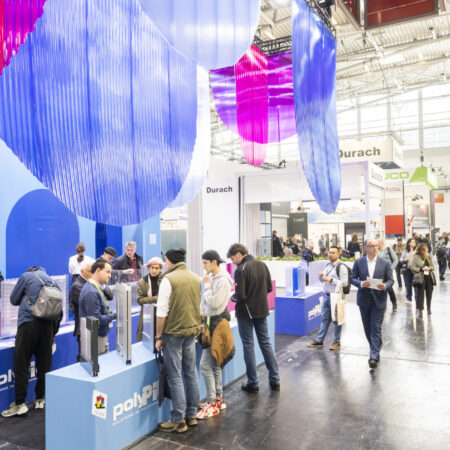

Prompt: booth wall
[{"left": 0, "top": 141, "right": 161, "bottom": 277}]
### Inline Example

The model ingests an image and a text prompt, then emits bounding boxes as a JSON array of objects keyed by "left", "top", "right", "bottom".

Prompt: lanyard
[{"left": 88, "top": 279, "right": 111, "bottom": 313}]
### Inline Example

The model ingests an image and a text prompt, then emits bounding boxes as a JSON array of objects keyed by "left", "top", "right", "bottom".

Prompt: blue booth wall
[{"left": 0, "top": 140, "right": 161, "bottom": 278}]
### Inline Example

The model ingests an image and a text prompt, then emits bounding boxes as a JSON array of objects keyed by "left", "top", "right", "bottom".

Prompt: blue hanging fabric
[
  {"left": 292, "top": 0, "right": 341, "bottom": 214},
  {"left": 0, "top": 0, "right": 198, "bottom": 226},
  {"left": 137, "top": 0, "right": 261, "bottom": 69}
]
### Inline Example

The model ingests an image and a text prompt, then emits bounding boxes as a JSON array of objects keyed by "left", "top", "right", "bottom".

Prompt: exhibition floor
[{"left": 1, "top": 274, "right": 450, "bottom": 450}]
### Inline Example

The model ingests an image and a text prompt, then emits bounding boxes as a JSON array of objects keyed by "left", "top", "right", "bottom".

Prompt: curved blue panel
[
  {"left": 0, "top": 0, "right": 197, "bottom": 226},
  {"left": 6, "top": 189, "right": 80, "bottom": 277},
  {"left": 292, "top": 0, "right": 341, "bottom": 214},
  {"left": 138, "top": 0, "right": 261, "bottom": 69}
]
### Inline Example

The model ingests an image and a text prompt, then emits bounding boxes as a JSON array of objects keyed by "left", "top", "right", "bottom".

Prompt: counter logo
[
  {"left": 308, "top": 304, "right": 321, "bottom": 321},
  {"left": 92, "top": 390, "right": 107, "bottom": 419}
]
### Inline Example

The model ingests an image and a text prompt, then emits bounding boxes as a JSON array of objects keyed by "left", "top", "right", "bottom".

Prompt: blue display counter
[
  {"left": 0, "top": 314, "right": 142, "bottom": 412},
  {"left": 46, "top": 311, "right": 275, "bottom": 450},
  {"left": 275, "top": 287, "right": 323, "bottom": 336}
]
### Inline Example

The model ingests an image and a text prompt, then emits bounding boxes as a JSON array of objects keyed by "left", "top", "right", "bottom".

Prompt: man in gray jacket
[
  {"left": 197, "top": 250, "right": 233, "bottom": 420},
  {"left": 378, "top": 239, "right": 398, "bottom": 311}
]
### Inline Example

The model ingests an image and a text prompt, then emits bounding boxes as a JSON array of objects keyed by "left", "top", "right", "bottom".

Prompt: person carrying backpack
[
  {"left": 378, "top": 239, "right": 398, "bottom": 311},
  {"left": 2, "top": 267, "right": 62, "bottom": 418},
  {"left": 308, "top": 246, "right": 349, "bottom": 351}
]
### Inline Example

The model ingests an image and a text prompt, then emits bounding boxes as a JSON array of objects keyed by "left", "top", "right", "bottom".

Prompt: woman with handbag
[
  {"left": 136, "top": 257, "right": 163, "bottom": 341},
  {"left": 412, "top": 243, "right": 436, "bottom": 318},
  {"left": 400, "top": 238, "right": 417, "bottom": 303}
]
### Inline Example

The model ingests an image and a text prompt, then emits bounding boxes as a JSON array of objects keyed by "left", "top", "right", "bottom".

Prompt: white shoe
[
  {"left": 2, "top": 402, "right": 28, "bottom": 417},
  {"left": 35, "top": 398, "right": 45, "bottom": 409}
]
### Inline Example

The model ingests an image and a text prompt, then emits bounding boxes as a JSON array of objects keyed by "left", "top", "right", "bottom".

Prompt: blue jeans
[
  {"left": 438, "top": 256, "right": 447, "bottom": 277},
  {"left": 359, "top": 302, "right": 385, "bottom": 361},
  {"left": 403, "top": 269, "right": 413, "bottom": 301},
  {"left": 317, "top": 293, "right": 342, "bottom": 343},
  {"left": 200, "top": 349, "right": 222, "bottom": 403},
  {"left": 163, "top": 334, "right": 200, "bottom": 423},
  {"left": 237, "top": 317, "right": 280, "bottom": 386}
]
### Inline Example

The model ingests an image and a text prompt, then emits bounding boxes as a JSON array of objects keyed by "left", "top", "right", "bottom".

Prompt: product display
[
  {"left": 116, "top": 284, "right": 132, "bottom": 365},
  {"left": 80, "top": 316, "right": 100, "bottom": 377}
]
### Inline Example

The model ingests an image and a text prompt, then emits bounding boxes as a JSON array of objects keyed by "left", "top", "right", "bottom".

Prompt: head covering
[
  {"left": 202, "top": 249, "right": 225, "bottom": 264},
  {"left": 146, "top": 256, "right": 164, "bottom": 267},
  {"left": 104, "top": 247, "right": 117, "bottom": 258},
  {"left": 165, "top": 248, "right": 186, "bottom": 264}
]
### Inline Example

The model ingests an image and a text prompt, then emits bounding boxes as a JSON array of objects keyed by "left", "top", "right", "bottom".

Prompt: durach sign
[
  {"left": 206, "top": 186, "right": 233, "bottom": 193},
  {"left": 340, "top": 147, "right": 381, "bottom": 159}
]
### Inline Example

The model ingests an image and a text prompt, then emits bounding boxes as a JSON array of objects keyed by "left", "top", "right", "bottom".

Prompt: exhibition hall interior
[{"left": 1, "top": 0, "right": 450, "bottom": 449}]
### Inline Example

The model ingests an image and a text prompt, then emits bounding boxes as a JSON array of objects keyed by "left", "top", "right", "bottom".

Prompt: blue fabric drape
[
  {"left": 0, "top": 0, "right": 197, "bottom": 226},
  {"left": 292, "top": 0, "right": 341, "bottom": 214},
  {"left": 137, "top": 0, "right": 261, "bottom": 69}
]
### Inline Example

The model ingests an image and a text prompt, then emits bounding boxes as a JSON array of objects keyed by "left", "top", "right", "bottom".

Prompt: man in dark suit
[
  {"left": 351, "top": 239, "right": 394, "bottom": 369},
  {"left": 69, "top": 260, "right": 92, "bottom": 361}
]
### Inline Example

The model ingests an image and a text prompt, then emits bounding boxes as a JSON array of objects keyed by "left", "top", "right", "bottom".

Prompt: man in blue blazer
[{"left": 351, "top": 239, "right": 394, "bottom": 369}]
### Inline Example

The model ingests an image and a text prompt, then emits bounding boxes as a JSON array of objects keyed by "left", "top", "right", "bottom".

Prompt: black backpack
[{"left": 336, "top": 262, "right": 351, "bottom": 295}]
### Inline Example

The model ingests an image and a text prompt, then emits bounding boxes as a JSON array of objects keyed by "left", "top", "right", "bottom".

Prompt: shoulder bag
[{"left": 26, "top": 272, "right": 63, "bottom": 320}]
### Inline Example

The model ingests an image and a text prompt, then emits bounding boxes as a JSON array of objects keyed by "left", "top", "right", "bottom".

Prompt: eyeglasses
[{"left": 366, "top": 245, "right": 378, "bottom": 248}]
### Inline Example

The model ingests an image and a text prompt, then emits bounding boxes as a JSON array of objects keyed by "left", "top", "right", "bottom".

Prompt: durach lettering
[
  {"left": 206, "top": 186, "right": 233, "bottom": 193},
  {"left": 339, "top": 147, "right": 381, "bottom": 158}
]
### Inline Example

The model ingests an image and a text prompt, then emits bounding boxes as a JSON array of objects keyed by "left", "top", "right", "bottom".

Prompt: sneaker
[
  {"left": 158, "top": 420, "right": 188, "bottom": 433},
  {"left": 269, "top": 382, "right": 280, "bottom": 391},
  {"left": 307, "top": 340, "right": 323, "bottom": 348},
  {"left": 186, "top": 417, "right": 198, "bottom": 427},
  {"left": 35, "top": 398, "right": 45, "bottom": 409},
  {"left": 198, "top": 401, "right": 208, "bottom": 409},
  {"left": 196, "top": 403, "right": 220, "bottom": 420},
  {"left": 329, "top": 341, "right": 341, "bottom": 351},
  {"left": 2, "top": 402, "right": 28, "bottom": 418},
  {"left": 215, "top": 397, "right": 226, "bottom": 410}
]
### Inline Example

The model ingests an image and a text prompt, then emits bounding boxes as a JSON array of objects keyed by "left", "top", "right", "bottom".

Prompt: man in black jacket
[
  {"left": 68, "top": 260, "right": 92, "bottom": 361},
  {"left": 112, "top": 241, "right": 143, "bottom": 282},
  {"left": 227, "top": 243, "right": 280, "bottom": 393},
  {"left": 272, "top": 231, "right": 283, "bottom": 257}
]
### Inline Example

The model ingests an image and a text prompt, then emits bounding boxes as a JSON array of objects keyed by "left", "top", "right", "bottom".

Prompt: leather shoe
[
  {"left": 368, "top": 359, "right": 378, "bottom": 369},
  {"left": 241, "top": 383, "right": 259, "bottom": 393},
  {"left": 269, "top": 382, "right": 280, "bottom": 391},
  {"left": 393, "top": 303, "right": 398, "bottom": 312}
]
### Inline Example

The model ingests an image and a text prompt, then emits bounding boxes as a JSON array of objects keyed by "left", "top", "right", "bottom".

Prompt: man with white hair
[
  {"left": 112, "top": 240, "right": 143, "bottom": 282},
  {"left": 69, "top": 258, "right": 93, "bottom": 361},
  {"left": 351, "top": 240, "right": 394, "bottom": 370}
]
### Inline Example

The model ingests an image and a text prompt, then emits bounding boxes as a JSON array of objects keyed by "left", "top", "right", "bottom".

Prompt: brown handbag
[{"left": 198, "top": 317, "right": 210, "bottom": 349}]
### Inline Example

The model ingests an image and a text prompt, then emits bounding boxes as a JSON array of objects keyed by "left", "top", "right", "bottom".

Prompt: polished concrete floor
[{"left": 1, "top": 269, "right": 450, "bottom": 450}]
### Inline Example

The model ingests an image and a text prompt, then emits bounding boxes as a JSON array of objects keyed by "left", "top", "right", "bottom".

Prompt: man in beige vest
[{"left": 155, "top": 248, "right": 201, "bottom": 433}]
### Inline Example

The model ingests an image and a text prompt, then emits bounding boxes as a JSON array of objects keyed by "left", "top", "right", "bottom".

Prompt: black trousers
[
  {"left": 395, "top": 265, "right": 403, "bottom": 287},
  {"left": 416, "top": 276, "right": 434, "bottom": 311},
  {"left": 14, "top": 320, "right": 53, "bottom": 405},
  {"left": 387, "top": 286, "right": 397, "bottom": 305}
]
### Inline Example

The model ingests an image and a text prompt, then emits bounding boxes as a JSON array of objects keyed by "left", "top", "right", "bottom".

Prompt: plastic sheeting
[
  {"left": 0, "top": 0, "right": 198, "bottom": 226},
  {"left": 169, "top": 67, "right": 211, "bottom": 207},
  {"left": 210, "top": 46, "right": 296, "bottom": 144},
  {"left": 0, "top": 0, "right": 46, "bottom": 75},
  {"left": 292, "top": 0, "right": 341, "bottom": 214},
  {"left": 137, "top": 0, "right": 261, "bottom": 69}
]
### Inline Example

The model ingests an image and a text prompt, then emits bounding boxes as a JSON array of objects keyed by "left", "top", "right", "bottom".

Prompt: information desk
[
  {"left": 46, "top": 311, "right": 275, "bottom": 450},
  {"left": 275, "top": 287, "right": 323, "bottom": 336}
]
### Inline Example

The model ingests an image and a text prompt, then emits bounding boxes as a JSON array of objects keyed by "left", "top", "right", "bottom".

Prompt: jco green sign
[{"left": 385, "top": 171, "right": 410, "bottom": 180}]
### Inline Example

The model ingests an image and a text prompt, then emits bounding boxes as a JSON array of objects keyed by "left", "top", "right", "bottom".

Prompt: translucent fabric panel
[
  {"left": 210, "top": 46, "right": 296, "bottom": 148},
  {"left": 138, "top": 0, "right": 260, "bottom": 69},
  {"left": 292, "top": 0, "right": 341, "bottom": 214},
  {"left": 0, "top": 0, "right": 197, "bottom": 226},
  {"left": 0, "top": 0, "right": 46, "bottom": 75},
  {"left": 169, "top": 67, "right": 211, "bottom": 207}
]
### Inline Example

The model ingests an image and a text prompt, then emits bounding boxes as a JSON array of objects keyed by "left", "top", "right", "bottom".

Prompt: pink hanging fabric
[
  {"left": 0, "top": 0, "right": 47, "bottom": 75},
  {"left": 235, "top": 46, "right": 269, "bottom": 165}
]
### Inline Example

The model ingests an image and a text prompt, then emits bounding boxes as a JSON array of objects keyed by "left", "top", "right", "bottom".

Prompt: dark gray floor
[
  {"left": 131, "top": 272, "right": 450, "bottom": 450},
  {"left": 1, "top": 270, "right": 450, "bottom": 450}
]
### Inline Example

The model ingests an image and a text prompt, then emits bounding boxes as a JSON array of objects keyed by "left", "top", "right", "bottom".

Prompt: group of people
[
  {"left": 2, "top": 242, "right": 280, "bottom": 435},
  {"left": 272, "top": 231, "right": 322, "bottom": 261}
]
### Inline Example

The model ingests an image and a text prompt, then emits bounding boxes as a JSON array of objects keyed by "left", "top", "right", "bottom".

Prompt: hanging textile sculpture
[
  {"left": 137, "top": 0, "right": 261, "bottom": 69},
  {"left": 211, "top": 46, "right": 296, "bottom": 165},
  {"left": 0, "top": 0, "right": 47, "bottom": 75},
  {"left": 0, "top": 0, "right": 205, "bottom": 226},
  {"left": 292, "top": 0, "right": 341, "bottom": 214}
]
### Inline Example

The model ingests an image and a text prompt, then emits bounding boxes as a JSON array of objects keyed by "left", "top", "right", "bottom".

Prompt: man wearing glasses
[{"left": 351, "top": 240, "right": 394, "bottom": 370}]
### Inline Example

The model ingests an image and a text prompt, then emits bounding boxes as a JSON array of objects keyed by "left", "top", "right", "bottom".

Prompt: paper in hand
[{"left": 366, "top": 277, "right": 382, "bottom": 290}]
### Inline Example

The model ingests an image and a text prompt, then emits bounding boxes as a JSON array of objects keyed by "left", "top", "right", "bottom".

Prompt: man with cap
[
  {"left": 155, "top": 248, "right": 201, "bottom": 433},
  {"left": 100, "top": 247, "right": 117, "bottom": 263}
]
